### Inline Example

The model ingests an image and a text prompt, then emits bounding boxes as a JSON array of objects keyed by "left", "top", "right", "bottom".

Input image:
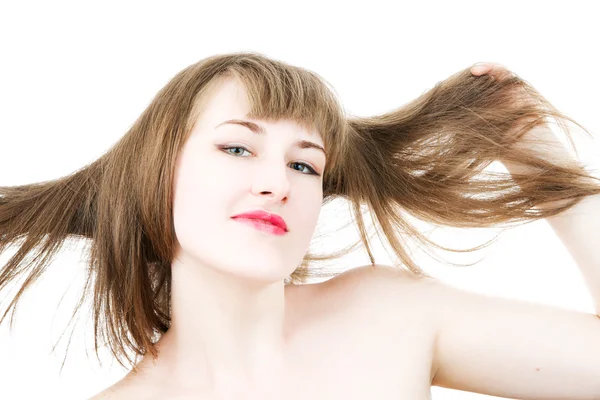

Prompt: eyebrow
[{"left": 216, "top": 119, "right": 327, "bottom": 158}]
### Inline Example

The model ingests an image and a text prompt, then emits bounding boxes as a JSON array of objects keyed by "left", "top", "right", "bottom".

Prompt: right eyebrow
[{"left": 216, "top": 119, "right": 327, "bottom": 159}]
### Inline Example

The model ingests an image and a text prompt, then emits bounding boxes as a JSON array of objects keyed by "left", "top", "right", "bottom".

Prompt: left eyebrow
[{"left": 216, "top": 119, "right": 327, "bottom": 158}]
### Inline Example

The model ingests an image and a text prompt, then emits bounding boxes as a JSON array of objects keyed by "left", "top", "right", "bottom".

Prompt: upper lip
[{"left": 231, "top": 210, "right": 288, "bottom": 232}]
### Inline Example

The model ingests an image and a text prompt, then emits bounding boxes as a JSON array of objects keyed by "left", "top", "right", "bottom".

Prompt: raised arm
[{"left": 472, "top": 63, "right": 600, "bottom": 317}]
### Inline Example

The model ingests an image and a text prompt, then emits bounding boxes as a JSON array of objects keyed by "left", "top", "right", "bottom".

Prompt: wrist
[{"left": 502, "top": 125, "right": 578, "bottom": 175}]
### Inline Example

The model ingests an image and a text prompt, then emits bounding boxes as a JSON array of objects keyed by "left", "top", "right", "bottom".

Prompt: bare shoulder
[
  {"left": 86, "top": 384, "right": 126, "bottom": 400},
  {"left": 316, "top": 264, "right": 441, "bottom": 384},
  {"left": 87, "top": 387, "right": 116, "bottom": 400},
  {"left": 86, "top": 373, "right": 151, "bottom": 400},
  {"left": 316, "top": 263, "right": 440, "bottom": 325},
  {"left": 322, "top": 263, "right": 437, "bottom": 300}
]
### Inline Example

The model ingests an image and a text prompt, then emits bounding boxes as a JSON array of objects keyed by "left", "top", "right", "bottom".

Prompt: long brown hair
[{"left": 2, "top": 51, "right": 599, "bottom": 370}]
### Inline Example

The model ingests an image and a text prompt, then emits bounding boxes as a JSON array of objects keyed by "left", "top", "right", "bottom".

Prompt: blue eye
[{"left": 219, "top": 145, "right": 320, "bottom": 176}]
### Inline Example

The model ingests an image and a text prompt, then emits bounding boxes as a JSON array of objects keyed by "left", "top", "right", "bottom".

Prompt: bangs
[
  {"left": 186, "top": 61, "right": 348, "bottom": 175},
  {"left": 233, "top": 68, "right": 342, "bottom": 141}
]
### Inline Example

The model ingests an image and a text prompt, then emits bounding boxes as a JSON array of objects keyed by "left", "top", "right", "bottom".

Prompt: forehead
[{"left": 196, "top": 77, "right": 322, "bottom": 141}]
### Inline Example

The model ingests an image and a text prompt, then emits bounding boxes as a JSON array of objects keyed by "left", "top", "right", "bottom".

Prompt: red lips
[{"left": 231, "top": 210, "right": 288, "bottom": 232}]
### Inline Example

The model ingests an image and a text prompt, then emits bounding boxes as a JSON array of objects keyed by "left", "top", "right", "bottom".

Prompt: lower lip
[{"left": 232, "top": 218, "right": 287, "bottom": 236}]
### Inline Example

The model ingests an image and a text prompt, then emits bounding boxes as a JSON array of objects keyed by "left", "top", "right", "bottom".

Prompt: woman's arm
[
  {"left": 502, "top": 136, "right": 600, "bottom": 316},
  {"left": 472, "top": 63, "right": 600, "bottom": 317}
]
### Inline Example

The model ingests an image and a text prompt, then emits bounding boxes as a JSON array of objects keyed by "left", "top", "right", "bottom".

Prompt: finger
[{"left": 471, "top": 63, "right": 493, "bottom": 75}]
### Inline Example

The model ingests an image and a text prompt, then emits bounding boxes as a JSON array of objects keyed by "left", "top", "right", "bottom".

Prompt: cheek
[
  {"left": 172, "top": 158, "right": 236, "bottom": 249},
  {"left": 174, "top": 151, "right": 240, "bottom": 210},
  {"left": 291, "top": 195, "right": 323, "bottom": 240}
]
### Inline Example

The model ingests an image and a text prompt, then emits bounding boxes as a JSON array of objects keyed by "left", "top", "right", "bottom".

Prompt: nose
[{"left": 250, "top": 159, "right": 291, "bottom": 203}]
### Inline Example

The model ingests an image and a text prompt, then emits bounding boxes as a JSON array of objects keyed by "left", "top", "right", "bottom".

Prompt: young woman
[{"left": 2, "top": 52, "right": 600, "bottom": 399}]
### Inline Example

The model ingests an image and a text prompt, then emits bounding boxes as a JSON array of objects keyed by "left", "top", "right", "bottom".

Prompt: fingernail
[{"left": 472, "top": 64, "right": 488, "bottom": 74}]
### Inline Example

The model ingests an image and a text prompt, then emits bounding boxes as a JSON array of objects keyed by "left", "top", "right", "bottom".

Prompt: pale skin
[
  {"left": 95, "top": 76, "right": 329, "bottom": 398},
  {"left": 90, "top": 63, "right": 600, "bottom": 399}
]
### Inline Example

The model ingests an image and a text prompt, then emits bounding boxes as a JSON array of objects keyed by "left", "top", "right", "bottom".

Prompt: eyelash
[{"left": 219, "top": 145, "right": 320, "bottom": 176}]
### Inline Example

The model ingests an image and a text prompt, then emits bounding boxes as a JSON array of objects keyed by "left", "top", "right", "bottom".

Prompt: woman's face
[{"left": 171, "top": 77, "right": 326, "bottom": 282}]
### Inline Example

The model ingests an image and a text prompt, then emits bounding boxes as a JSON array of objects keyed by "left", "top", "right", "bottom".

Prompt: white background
[{"left": 1, "top": 1, "right": 599, "bottom": 399}]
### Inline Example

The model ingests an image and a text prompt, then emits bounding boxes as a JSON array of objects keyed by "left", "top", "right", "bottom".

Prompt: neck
[{"left": 133, "top": 251, "right": 293, "bottom": 394}]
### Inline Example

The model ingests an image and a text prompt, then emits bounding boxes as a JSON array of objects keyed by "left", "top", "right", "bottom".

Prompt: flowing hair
[{"left": 1, "top": 51, "right": 599, "bottom": 371}]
